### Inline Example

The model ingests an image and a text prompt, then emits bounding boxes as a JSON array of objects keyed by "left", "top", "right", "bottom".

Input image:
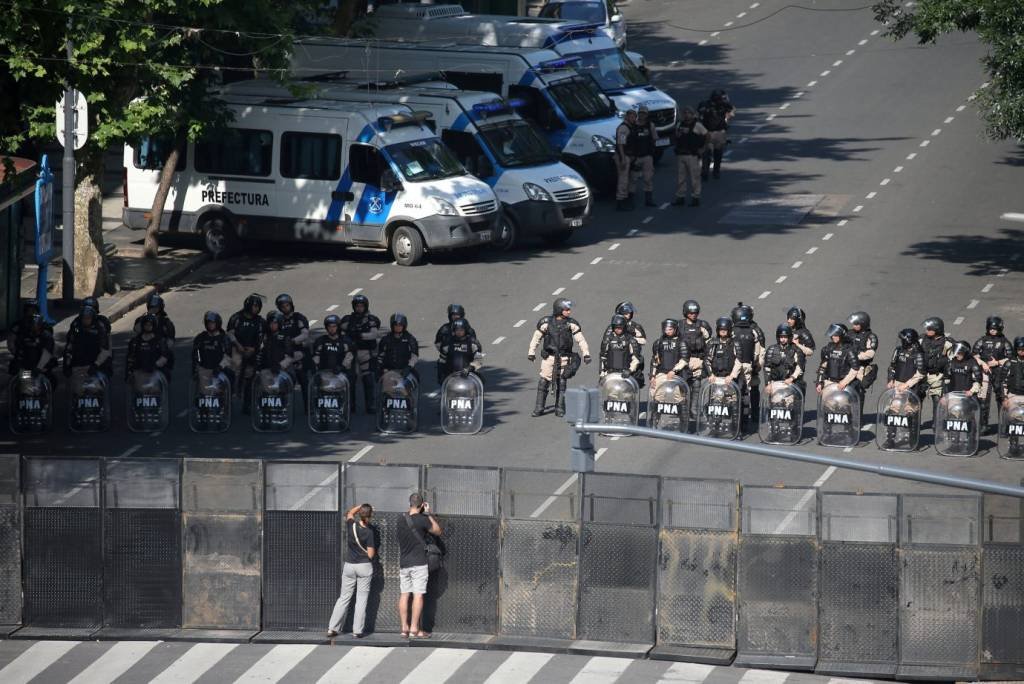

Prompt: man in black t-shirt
[
  {"left": 327, "top": 503, "right": 378, "bottom": 638},
  {"left": 397, "top": 493, "right": 442, "bottom": 638}
]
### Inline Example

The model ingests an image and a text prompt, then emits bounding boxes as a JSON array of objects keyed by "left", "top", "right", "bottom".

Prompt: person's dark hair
[
  {"left": 409, "top": 492, "right": 424, "bottom": 508},
  {"left": 358, "top": 504, "right": 373, "bottom": 523}
]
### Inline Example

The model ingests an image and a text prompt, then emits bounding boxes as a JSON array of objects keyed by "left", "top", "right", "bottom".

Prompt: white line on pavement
[
  {"left": 806, "top": 80, "right": 817, "bottom": 87},
  {"left": 642, "top": 216, "right": 653, "bottom": 223},
  {"left": 493, "top": 336, "right": 506, "bottom": 345},
  {"left": 820, "top": 70, "right": 831, "bottom": 77},
  {"left": 326, "top": 304, "right": 339, "bottom": 311},
  {"left": 792, "top": 261, "right": 803, "bottom": 269},
  {"left": 766, "top": 114, "right": 776, "bottom": 120},
  {"left": 710, "top": 31, "right": 721, "bottom": 37},
  {"left": 591, "top": 257, "right": 603, "bottom": 265},
  {"left": 880, "top": 178, "right": 891, "bottom": 186},
  {"left": 568, "top": 657, "right": 632, "bottom": 684},
  {"left": 944, "top": 116, "right": 954, "bottom": 124},
  {"left": 657, "top": 662, "right": 715, "bottom": 683},
  {"left": 894, "top": 166, "right": 904, "bottom": 173},
  {"left": 150, "top": 643, "right": 239, "bottom": 684},
  {"left": 752, "top": 125, "right": 763, "bottom": 133},
  {"left": 866, "top": 192, "right": 877, "bottom": 199},
  {"left": 758, "top": 290, "right": 771, "bottom": 299},
  {"left": 806, "top": 246, "right": 818, "bottom": 254},
  {"left": 739, "top": 137, "right": 748, "bottom": 144},
  {"left": 177, "top": 409, "right": 188, "bottom": 418},
  {"left": 610, "top": 435, "right": 621, "bottom": 441},
  {"left": 290, "top": 471, "right": 338, "bottom": 511},
  {"left": 793, "top": 91, "right": 805, "bottom": 99},
  {"left": 998, "top": 267, "right": 1010, "bottom": 276},
  {"left": 608, "top": 242, "right": 620, "bottom": 250},
  {"left": 837, "top": 219, "right": 848, "bottom": 226},
  {"left": 954, "top": 316, "right": 964, "bottom": 326},
  {"left": 349, "top": 445, "right": 374, "bottom": 462},
  {"left": 932, "top": 128, "right": 942, "bottom": 136},
  {"left": 957, "top": 104, "right": 967, "bottom": 112},
  {"left": 737, "top": 11, "right": 747, "bottom": 17},
  {"left": 370, "top": 273, "right": 383, "bottom": 281},
  {"left": 775, "top": 276, "right": 787, "bottom": 284},
  {"left": 771, "top": 467, "right": 835, "bottom": 535},
  {"left": 235, "top": 644, "right": 317, "bottom": 684},
  {"left": 514, "top": 320, "right": 526, "bottom": 328},
  {"left": 317, "top": 647, "right": 394, "bottom": 684},
  {"left": 871, "top": 28, "right": 880, "bottom": 35},
  {"left": 309, "top": 319, "right": 318, "bottom": 327},
  {"left": 779, "top": 103, "right": 790, "bottom": 110},
  {"left": 823, "top": 233, "right": 834, "bottom": 240},
  {"left": 484, "top": 652, "right": 555, "bottom": 684},
  {"left": 552, "top": 287, "right": 565, "bottom": 295},
  {"left": 68, "top": 642, "right": 160, "bottom": 684},
  {"left": 533, "top": 302, "right": 546, "bottom": 312},
  {"left": 853, "top": 205, "right": 864, "bottom": 213},
  {"left": 348, "top": 288, "right": 362, "bottom": 296},
  {"left": 832, "top": 59, "right": 843, "bottom": 67},
  {"left": 907, "top": 152, "right": 917, "bottom": 160},
  {"left": 0, "top": 640, "right": 81, "bottom": 684},
  {"left": 920, "top": 140, "right": 931, "bottom": 147},
  {"left": 967, "top": 299, "right": 979, "bottom": 309},
  {"left": 844, "top": 446, "right": 854, "bottom": 453},
  {"left": 751, "top": 2, "right": 760, "bottom": 8},
  {"left": 401, "top": 650, "right": 478, "bottom": 684},
  {"left": 740, "top": 669, "right": 790, "bottom": 684},
  {"left": 532, "top": 448, "right": 607, "bottom": 518},
  {"left": 699, "top": 39, "right": 708, "bottom": 45},
  {"left": 120, "top": 445, "right": 142, "bottom": 458},
  {"left": 858, "top": 39, "right": 869, "bottom": 45},
  {"left": 571, "top": 272, "right": 584, "bottom": 280},
  {"left": 427, "top": 390, "right": 440, "bottom": 398},
  {"left": 724, "top": 21, "right": 734, "bottom": 27},
  {"left": 999, "top": 212, "right": 1024, "bottom": 223},
  {"left": 981, "top": 81, "right": 991, "bottom": 88},
  {"left": 982, "top": 283, "right": 993, "bottom": 293},
  {"left": 660, "top": 202, "right": 670, "bottom": 210},
  {"left": 628, "top": 228, "right": 639, "bottom": 236}
]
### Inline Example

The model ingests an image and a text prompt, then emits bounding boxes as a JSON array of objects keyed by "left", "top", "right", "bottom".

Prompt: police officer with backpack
[
  {"left": 672, "top": 106, "right": 709, "bottom": 207},
  {"left": 698, "top": 89, "right": 735, "bottom": 180},
  {"left": 528, "top": 298, "right": 591, "bottom": 417}
]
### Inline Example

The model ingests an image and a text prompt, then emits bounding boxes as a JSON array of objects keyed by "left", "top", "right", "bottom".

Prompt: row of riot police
[{"left": 6, "top": 293, "right": 486, "bottom": 436}]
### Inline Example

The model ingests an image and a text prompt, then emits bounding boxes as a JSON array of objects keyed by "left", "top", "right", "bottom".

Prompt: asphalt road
[{"left": 7, "top": 0, "right": 1024, "bottom": 526}]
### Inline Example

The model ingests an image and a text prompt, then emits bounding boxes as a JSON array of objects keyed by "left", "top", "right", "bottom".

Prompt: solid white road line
[
  {"left": 317, "top": 647, "right": 394, "bottom": 684},
  {"left": 348, "top": 288, "right": 363, "bottom": 296},
  {"left": 552, "top": 287, "right": 565, "bottom": 295},
  {"left": 234, "top": 644, "right": 317, "bottom": 684},
  {"left": 290, "top": 471, "right": 338, "bottom": 511},
  {"left": 370, "top": 273, "right": 383, "bottom": 281},
  {"left": 568, "top": 656, "right": 632, "bottom": 684},
  {"left": 493, "top": 336, "right": 506, "bottom": 345},
  {"left": 150, "top": 643, "right": 239, "bottom": 684},
  {"left": 0, "top": 640, "right": 81, "bottom": 684},
  {"left": 349, "top": 445, "right": 374, "bottom": 462},
  {"left": 571, "top": 272, "right": 584, "bottom": 280},
  {"left": 771, "top": 467, "right": 836, "bottom": 535},
  {"left": 740, "top": 669, "right": 790, "bottom": 684},
  {"left": 514, "top": 320, "right": 527, "bottom": 328},
  {"left": 68, "top": 641, "right": 159, "bottom": 684},
  {"left": 657, "top": 661, "right": 715, "bottom": 683},
  {"left": 484, "top": 652, "right": 555, "bottom": 684},
  {"left": 758, "top": 291, "right": 771, "bottom": 299},
  {"left": 398, "top": 648, "right": 475, "bottom": 684}
]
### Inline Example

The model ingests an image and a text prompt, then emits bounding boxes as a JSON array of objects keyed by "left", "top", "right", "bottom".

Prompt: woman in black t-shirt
[{"left": 327, "top": 503, "right": 377, "bottom": 638}]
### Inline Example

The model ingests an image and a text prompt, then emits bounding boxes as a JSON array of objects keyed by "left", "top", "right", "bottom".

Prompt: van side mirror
[
  {"left": 381, "top": 168, "right": 403, "bottom": 193},
  {"left": 611, "top": 12, "right": 622, "bottom": 23}
]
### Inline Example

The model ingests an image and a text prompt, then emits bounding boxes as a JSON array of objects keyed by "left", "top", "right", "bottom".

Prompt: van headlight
[
  {"left": 431, "top": 197, "right": 458, "bottom": 216},
  {"left": 592, "top": 135, "right": 615, "bottom": 153},
  {"left": 523, "top": 182, "right": 553, "bottom": 202}
]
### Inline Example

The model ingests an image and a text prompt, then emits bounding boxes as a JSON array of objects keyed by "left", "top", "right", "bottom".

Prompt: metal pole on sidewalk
[{"left": 61, "top": 18, "right": 75, "bottom": 304}]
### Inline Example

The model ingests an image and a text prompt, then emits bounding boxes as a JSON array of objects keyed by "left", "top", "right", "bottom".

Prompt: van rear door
[{"left": 277, "top": 116, "right": 346, "bottom": 242}]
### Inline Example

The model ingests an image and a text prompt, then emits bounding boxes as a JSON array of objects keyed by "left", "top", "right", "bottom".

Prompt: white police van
[
  {"left": 271, "top": 77, "right": 592, "bottom": 248},
  {"left": 537, "top": 0, "right": 627, "bottom": 48},
  {"left": 364, "top": 4, "right": 676, "bottom": 149},
  {"left": 292, "top": 38, "right": 621, "bottom": 195},
  {"left": 123, "top": 83, "right": 499, "bottom": 266}
]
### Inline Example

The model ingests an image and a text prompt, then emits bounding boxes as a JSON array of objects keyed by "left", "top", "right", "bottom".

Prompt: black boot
[
  {"left": 555, "top": 380, "right": 568, "bottom": 417},
  {"left": 363, "top": 375, "right": 376, "bottom": 414},
  {"left": 616, "top": 199, "right": 633, "bottom": 212},
  {"left": 532, "top": 379, "right": 550, "bottom": 417},
  {"left": 690, "top": 197, "right": 700, "bottom": 207},
  {"left": 712, "top": 149, "right": 723, "bottom": 178},
  {"left": 644, "top": 191, "right": 656, "bottom": 207},
  {"left": 672, "top": 196, "right": 686, "bottom": 206},
  {"left": 701, "top": 151, "right": 711, "bottom": 180}
]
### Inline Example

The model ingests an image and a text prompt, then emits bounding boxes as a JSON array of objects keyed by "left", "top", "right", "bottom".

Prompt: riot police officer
[
  {"left": 62, "top": 306, "right": 111, "bottom": 380},
  {"left": 227, "top": 294, "right": 266, "bottom": 405},
  {"left": 1001, "top": 337, "right": 1024, "bottom": 412},
  {"left": 7, "top": 300, "right": 53, "bottom": 354},
  {"left": 681, "top": 300, "right": 713, "bottom": 381},
  {"left": 257, "top": 311, "right": 297, "bottom": 375},
  {"left": 435, "top": 304, "right": 479, "bottom": 382},
  {"left": 9, "top": 313, "right": 57, "bottom": 383},
  {"left": 126, "top": 313, "right": 173, "bottom": 383},
  {"left": 703, "top": 318, "right": 742, "bottom": 384},
  {"left": 438, "top": 318, "right": 483, "bottom": 378},
  {"left": 731, "top": 303, "right": 765, "bottom": 427},
  {"left": 815, "top": 323, "right": 859, "bottom": 395},
  {"left": 786, "top": 306, "right": 815, "bottom": 359},
  {"left": 883, "top": 329, "right": 926, "bottom": 449},
  {"left": 848, "top": 311, "right": 879, "bottom": 392},
  {"left": 192, "top": 312, "right": 234, "bottom": 384},
  {"left": 763, "top": 324, "right": 805, "bottom": 388},
  {"left": 68, "top": 298, "right": 114, "bottom": 376},
  {"left": 672, "top": 106, "right": 708, "bottom": 207},
  {"left": 973, "top": 316, "right": 1012, "bottom": 433},
  {"left": 376, "top": 313, "right": 419, "bottom": 377},
  {"left": 920, "top": 317, "right": 953, "bottom": 421},
  {"left": 134, "top": 293, "right": 176, "bottom": 341},
  {"left": 342, "top": 294, "right": 381, "bottom": 413},
  {"left": 312, "top": 314, "right": 355, "bottom": 376},
  {"left": 650, "top": 318, "right": 690, "bottom": 397},
  {"left": 615, "top": 109, "right": 638, "bottom": 211},
  {"left": 275, "top": 294, "right": 311, "bottom": 410},
  {"left": 698, "top": 89, "right": 735, "bottom": 180},
  {"left": 942, "top": 340, "right": 983, "bottom": 397},
  {"left": 600, "top": 315, "right": 642, "bottom": 380},
  {"left": 604, "top": 301, "right": 646, "bottom": 385},
  {"left": 80, "top": 297, "right": 111, "bottom": 336},
  {"left": 528, "top": 298, "right": 592, "bottom": 417}
]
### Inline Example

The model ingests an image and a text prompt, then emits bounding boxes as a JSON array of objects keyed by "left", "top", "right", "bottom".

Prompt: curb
[{"left": 104, "top": 252, "right": 211, "bottom": 326}]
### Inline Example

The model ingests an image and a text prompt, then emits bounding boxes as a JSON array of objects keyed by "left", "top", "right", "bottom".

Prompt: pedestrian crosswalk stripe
[
  {"left": 67, "top": 641, "right": 159, "bottom": 684},
  {"left": 234, "top": 644, "right": 317, "bottom": 684},
  {"left": 483, "top": 651, "right": 554, "bottom": 684},
  {"left": 316, "top": 646, "right": 394, "bottom": 683},
  {"left": 657, "top": 661, "right": 715, "bottom": 682},
  {"left": 0, "top": 640, "right": 80, "bottom": 684},
  {"left": 739, "top": 669, "right": 789, "bottom": 683},
  {"left": 568, "top": 656, "right": 633, "bottom": 683},
  {"left": 398, "top": 648, "right": 475, "bottom": 684},
  {"left": 149, "top": 642, "right": 239, "bottom": 684}
]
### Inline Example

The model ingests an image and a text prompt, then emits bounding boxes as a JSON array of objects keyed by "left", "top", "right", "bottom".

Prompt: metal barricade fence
[{"left": 0, "top": 455, "right": 20, "bottom": 628}]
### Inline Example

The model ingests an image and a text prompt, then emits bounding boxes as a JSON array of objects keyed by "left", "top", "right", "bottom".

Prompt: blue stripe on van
[{"left": 326, "top": 124, "right": 375, "bottom": 223}]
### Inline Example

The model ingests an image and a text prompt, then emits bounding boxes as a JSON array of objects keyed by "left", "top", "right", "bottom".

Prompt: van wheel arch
[
  {"left": 198, "top": 211, "right": 240, "bottom": 258},
  {"left": 387, "top": 222, "right": 426, "bottom": 266}
]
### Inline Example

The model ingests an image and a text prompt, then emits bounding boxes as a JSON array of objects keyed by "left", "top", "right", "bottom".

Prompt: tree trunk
[
  {"left": 143, "top": 143, "right": 181, "bottom": 259},
  {"left": 332, "top": 0, "right": 366, "bottom": 36},
  {"left": 72, "top": 164, "right": 108, "bottom": 298}
]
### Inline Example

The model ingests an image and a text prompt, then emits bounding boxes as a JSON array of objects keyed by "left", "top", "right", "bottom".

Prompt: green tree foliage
[{"left": 873, "top": 0, "right": 1024, "bottom": 141}]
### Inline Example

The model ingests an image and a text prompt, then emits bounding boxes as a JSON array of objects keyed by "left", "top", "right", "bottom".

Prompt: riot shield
[
  {"left": 252, "top": 369, "right": 295, "bottom": 432},
  {"left": 697, "top": 379, "right": 741, "bottom": 439},
  {"left": 997, "top": 395, "right": 1024, "bottom": 460},
  {"left": 816, "top": 383, "right": 860, "bottom": 447},
  {"left": 599, "top": 373, "right": 640, "bottom": 427},
  {"left": 376, "top": 370, "right": 419, "bottom": 434},
  {"left": 648, "top": 375, "right": 690, "bottom": 432},
  {"left": 9, "top": 371, "right": 52, "bottom": 434},
  {"left": 876, "top": 388, "right": 921, "bottom": 452},
  {"left": 189, "top": 369, "right": 232, "bottom": 433},
  {"left": 440, "top": 371, "right": 484, "bottom": 435},
  {"left": 126, "top": 370, "right": 170, "bottom": 433},
  {"left": 935, "top": 391, "right": 980, "bottom": 457},
  {"left": 68, "top": 367, "right": 111, "bottom": 433},
  {"left": 758, "top": 381, "right": 804, "bottom": 445},
  {"left": 308, "top": 371, "right": 350, "bottom": 433}
]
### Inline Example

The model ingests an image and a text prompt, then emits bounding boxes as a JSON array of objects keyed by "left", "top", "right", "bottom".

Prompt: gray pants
[{"left": 328, "top": 561, "right": 373, "bottom": 634}]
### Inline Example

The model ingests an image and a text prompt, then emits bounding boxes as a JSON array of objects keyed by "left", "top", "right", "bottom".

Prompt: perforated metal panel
[
  {"left": 424, "top": 466, "right": 499, "bottom": 517},
  {"left": 578, "top": 523, "right": 657, "bottom": 643},
  {"left": 263, "top": 510, "right": 339, "bottom": 630},
  {"left": 742, "top": 486, "right": 818, "bottom": 537},
  {"left": 343, "top": 464, "right": 420, "bottom": 512},
  {"left": 425, "top": 516, "right": 498, "bottom": 634},
  {"left": 982, "top": 545, "right": 1024, "bottom": 677},
  {"left": 499, "top": 519, "right": 578, "bottom": 638},
  {"left": 582, "top": 473, "right": 659, "bottom": 525},
  {"left": 661, "top": 479, "right": 738, "bottom": 531},
  {"left": 501, "top": 469, "right": 579, "bottom": 522},
  {"left": 103, "top": 509, "right": 181, "bottom": 627},
  {"left": 23, "top": 507, "right": 102, "bottom": 627},
  {"left": 363, "top": 512, "right": 402, "bottom": 634},
  {"left": 0, "top": 505, "right": 21, "bottom": 624},
  {"left": 657, "top": 528, "right": 736, "bottom": 648},
  {"left": 266, "top": 463, "right": 338, "bottom": 512}
]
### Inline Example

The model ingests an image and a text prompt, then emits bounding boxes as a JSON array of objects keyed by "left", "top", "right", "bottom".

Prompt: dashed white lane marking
[
  {"left": 866, "top": 192, "right": 877, "bottom": 199},
  {"left": 427, "top": 390, "right": 440, "bottom": 399},
  {"left": 806, "top": 246, "right": 818, "bottom": 254},
  {"left": 758, "top": 290, "right": 771, "bottom": 299},
  {"left": 982, "top": 283, "right": 994, "bottom": 293},
  {"left": 533, "top": 302, "right": 546, "bottom": 312},
  {"left": 0, "top": 640, "right": 81, "bottom": 684},
  {"left": 1001, "top": 212, "right": 1024, "bottom": 223},
  {"left": 954, "top": 316, "right": 965, "bottom": 326},
  {"left": 349, "top": 445, "right": 374, "bottom": 462},
  {"left": 628, "top": 228, "right": 639, "bottom": 236},
  {"left": 931, "top": 128, "right": 942, "bottom": 136},
  {"left": 610, "top": 435, "right": 622, "bottom": 441},
  {"left": 894, "top": 166, "right": 904, "bottom": 173},
  {"left": 177, "top": 409, "right": 188, "bottom": 418},
  {"left": 981, "top": 81, "right": 991, "bottom": 88},
  {"left": 853, "top": 205, "right": 864, "bottom": 213},
  {"left": 370, "top": 272, "right": 383, "bottom": 281},
  {"left": 752, "top": 124, "right": 763, "bottom": 133},
  {"left": 775, "top": 276, "right": 787, "bottom": 284},
  {"left": 858, "top": 38, "right": 869, "bottom": 45},
  {"left": 968, "top": 93, "right": 977, "bottom": 101},
  {"left": 920, "top": 140, "right": 931, "bottom": 147},
  {"left": 699, "top": 39, "right": 708, "bottom": 46},
  {"left": 806, "top": 80, "right": 817, "bottom": 87},
  {"left": 967, "top": 299, "right": 980, "bottom": 309},
  {"left": 571, "top": 272, "right": 584, "bottom": 280},
  {"left": 843, "top": 446, "right": 854, "bottom": 453},
  {"left": 737, "top": 11, "right": 747, "bottom": 18},
  {"left": 820, "top": 70, "right": 831, "bottom": 77},
  {"left": 837, "top": 219, "right": 848, "bottom": 227},
  {"left": 326, "top": 304, "right": 339, "bottom": 312},
  {"left": 669, "top": 60, "right": 680, "bottom": 66},
  {"left": 779, "top": 103, "right": 790, "bottom": 110},
  {"left": 660, "top": 202, "right": 670, "bottom": 210},
  {"left": 766, "top": 114, "right": 777, "bottom": 120},
  {"left": 846, "top": 49, "right": 856, "bottom": 56},
  {"left": 998, "top": 267, "right": 1010, "bottom": 276},
  {"left": 769, "top": 466, "right": 838, "bottom": 536},
  {"left": 750, "top": 2, "right": 760, "bottom": 8},
  {"left": 642, "top": 216, "right": 653, "bottom": 224},
  {"left": 309, "top": 319, "right": 318, "bottom": 327},
  {"left": 832, "top": 59, "right": 843, "bottom": 67},
  {"left": 120, "top": 445, "right": 142, "bottom": 458},
  {"left": 493, "top": 336, "right": 506, "bottom": 345},
  {"left": 880, "top": 178, "right": 891, "bottom": 186},
  {"left": 957, "top": 104, "right": 967, "bottom": 112},
  {"left": 792, "top": 261, "right": 803, "bottom": 269},
  {"left": 724, "top": 21, "right": 734, "bottom": 27},
  {"left": 944, "top": 116, "right": 955, "bottom": 124},
  {"left": 552, "top": 287, "right": 565, "bottom": 296},
  {"left": 739, "top": 137, "right": 749, "bottom": 144},
  {"left": 710, "top": 31, "right": 721, "bottom": 37},
  {"left": 348, "top": 288, "right": 362, "bottom": 296},
  {"left": 531, "top": 447, "right": 608, "bottom": 518},
  {"left": 590, "top": 257, "right": 603, "bottom": 265},
  {"left": 823, "top": 233, "right": 834, "bottom": 240},
  {"left": 871, "top": 28, "right": 880, "bottom": 35},
  {"left": 907, "top": 152, "right": 918, "bottom": 160},
  {"left": 793, "top": 91, "right": 805, "bottom": 99},
  {"left": 608, "top": 243, "right": 620, "bottom": 250},
  {"left": 514, "top": 319, "right": 526, "bottom": 328},
  {"left": 723, "top": 150, "right": 733, "bottom": 158}
]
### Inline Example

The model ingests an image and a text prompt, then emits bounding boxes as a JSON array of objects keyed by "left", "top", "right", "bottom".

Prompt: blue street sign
[{"left": 34, "top": 155, "right": 55, "bottom": 323}]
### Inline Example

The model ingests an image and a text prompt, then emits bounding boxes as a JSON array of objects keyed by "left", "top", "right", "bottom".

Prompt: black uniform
[
  {"left": 848, "top": 328, "right": 879, "bottom": 389},
  {"left": 377, "top": 332, "right": 420, "bottom": 375},
  {"left": 698, "top": 94, "right": 735, "bottom": 178},
  {"left": 816, "top": 341, "right": 859, "bottom": 387},
  {"left": 921, "top": 334, "right": 951, "bottom": 375},
  {"left": 10, "top": 326, "right": 56, "bottom": 377},
  {"left": 342, "top": 311, "right": 381, "bottom": 353},
  {"left": 651, "top": 335, "right": 690, "bottom": 377},
  {"left": 67, "top": 312, "right": 114, "bottom": 375},
  {"left": 256, "top": 329, "right": 295, "bottom": 373},
  {"left": 439, "top": 334, "right": 482, "bottom": 377},
  {"left": 600, "top": 331, "right": 641, "bottom": 376},
  {"left": 792, "top": 325, "right": 815, "bottom": 358},
  {"left": 435, "top": 321, "right": 478, "bottom": 350},
  {"left": 134, "top": 312, "right": 175, "bottom": 341},
  {"left": 62, "top": 319, "right": 111, "bottom": 374},
  {"left": 703, "top": 338, "right": 742, "bottom": 379},
  {"left": 228, "top": 310, "right": 266, "bottom": 352},
  {"left": 681, "top": 318, "right": 713, "bottom": 377},
  {"left": 192, "top": 331, "right": 233, "bottom": 377},
  {"left": 763, "top": 343, "right": 804, "bottom": 384},
  {"left": 973, "top": 333, "right": 1012, "bottom": 427},
  {"left": 942, "top": 356, "right": 982, "bottom": 394},
  {"left": 126, "top": 334, "right": 173, "bottom": 380},
  {"left": 888, "top": 346, "right": 926, "bottom": 397},
  {"left": 1003, "top": 357, "right": 1024, "bottom": 397},
  {"left": 312, "top": 333, "right": 355, "bottom": 374}
]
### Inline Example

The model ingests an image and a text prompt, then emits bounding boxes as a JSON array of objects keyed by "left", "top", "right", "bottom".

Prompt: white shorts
[{"left": 399, "top": 564, "right": 429, "bottom": 594}]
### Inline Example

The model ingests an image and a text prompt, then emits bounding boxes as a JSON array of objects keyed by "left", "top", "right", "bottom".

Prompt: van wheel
[
  {"left": 542, "top": 229, "right": 572, "bottom": 246},
  {"left": 493, "top": 213, "right": 517, "bottom": 251},
  {"left": 200, "top": 214, "right": 239, "bottom": 258},
  {"left": 391, "top": 226, "right": 425, "bottom": 266}
]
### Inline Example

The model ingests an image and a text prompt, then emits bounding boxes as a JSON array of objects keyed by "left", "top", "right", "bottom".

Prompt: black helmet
[
  {"left": 786, "top": 306, "right": 805, "bottom": 327},
  {"left": 716, "top": 317, "right": 733, "bottom": 334},
  {"left": 22, "top": 299, "right": 40, "bottom": 317},
  {"left": 922, "top": 317, "right": 945, "bottom": 336},
  {"left": 776, "top": 324, "right": 793, "bottom": 341},
  {"left": 352, "top": 294, "right": 369, "bottom": 311},
  {"left": 731, "top": 302, "right": 753, "bottom": 324},
  {"left": 1014, "top": 336, "right": 1024, "bottom": 351},
  {"left": 447, "top": 303, "right": 465, "bottom": 322},
  {"left": 898, "top": 328, "right": 919, "bottom": 348},
  {"left": 275, "top": 294, "right": 294, "bottom": 313},
  {"left": 324, "top": 314, "right": 342, "bottom": 331},
  {"left": 683, "top": 300, "right": 700, "bottom": 316},
  {"left": 29, "top": 313, "right": 45, "bottom": 333},
  {"left": 848, "top": 311, "right": 870, "bottom": 329},
  {"left": 710, "top": 88, "right": 726, "bottom": 100},
  {"left": 985, "top": 315, "right": 1004, "bottom": 334},
  {"left": 82, "top": 296, "right": 100, "bottom": 313},
  {"left": 390, "top": 313, "right": 408, "bottom": 331},
  {"left": 80, "top": 305, "right": 96, "bottom": 323},
  {"left": 204, "top": 311, "right": 222, "bottom": 329},
  {"left": 139, "top": 313, "right": 157, "bottom": 332},
  {"left": 610, "top": 314, "right": 627, "bottom": 331},
  {"left": 662, "top": 318, "right": 679, "bottom": 335},
  {"left": 451, "top": 318, "right": 469, "bottom": 335},
  {"left": 552, "top": 298, "right": 574, "bottom": 316},
  {"left": 244, "top": 293, "right": 263, "bottom": 314},
  {"left": 266, "top": 311, "right": 284, "bottom": 328},
  {"left": 825, "top": 322, "right": 848, "bottom": 341},
  {"left": 615, "top": 301, "right": 636, "bottom": 318},
  {"left": 146, "top": 293, "right": 165, "bottom": 312},
  {"left": 951, "top": 340, "right": 971, "bottom": 358}
]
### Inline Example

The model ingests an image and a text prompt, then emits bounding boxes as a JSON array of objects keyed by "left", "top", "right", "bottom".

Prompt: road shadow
[{"left": 901, "top": 227, "right": 1024, "bottom": 276}]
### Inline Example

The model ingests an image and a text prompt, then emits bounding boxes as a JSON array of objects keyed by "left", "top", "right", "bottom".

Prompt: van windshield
[
  {"left": 574, "top": 48, "right": 647, "bottom": 92},
  {"left": 386, "top": 138, "right": 466, "bottom": 182},
  {"left": 547, "top": 77, "right": 615, "bottom": 122},
  {"left": 478, "top": 120, "right": 560, "bottom": 168}
]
